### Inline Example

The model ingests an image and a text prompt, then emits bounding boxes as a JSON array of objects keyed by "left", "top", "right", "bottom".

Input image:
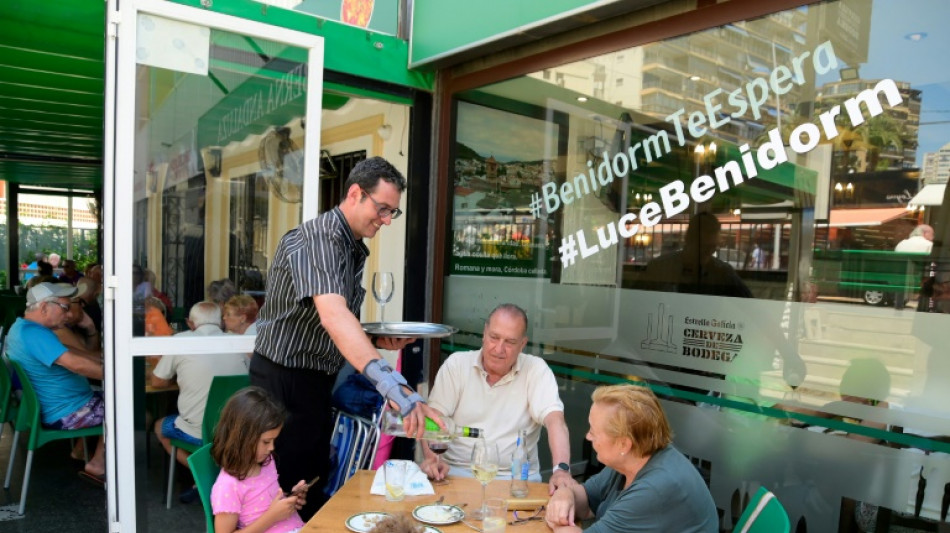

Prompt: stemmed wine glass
[
  {"left": 427, "top": 437, "right": 451, "bottom": 485},
  {"left": 469, "top": 438, "right": 499, "bottom": 520},
  {"left": 372, "top": 272, "right": 394, "bottom": 326}
]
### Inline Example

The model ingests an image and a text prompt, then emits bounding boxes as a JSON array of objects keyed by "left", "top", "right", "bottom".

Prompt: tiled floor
[{"left": 0, "top": 426, "right": 205, "bottom": 533}]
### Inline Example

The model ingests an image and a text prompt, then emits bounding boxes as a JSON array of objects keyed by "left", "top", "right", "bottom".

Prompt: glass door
[{"left": 104, "top": 1, "right": 323, "bottom": 529}]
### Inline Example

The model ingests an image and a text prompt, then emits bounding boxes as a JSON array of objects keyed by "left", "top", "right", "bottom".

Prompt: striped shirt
[{"left": 254, "top": 207, "right": 368, "bottom": 372}]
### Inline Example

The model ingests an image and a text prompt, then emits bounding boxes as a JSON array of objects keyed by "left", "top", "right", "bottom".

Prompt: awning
[
  {"left": 908, "top": 184, "right": 946, "bottom": 207},
  {"left": 827, "top": 207, "right": 910, "bottom": 227}
]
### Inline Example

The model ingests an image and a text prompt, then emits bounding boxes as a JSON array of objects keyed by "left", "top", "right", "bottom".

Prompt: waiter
[{"left": 250, "top": 156, "right": 440, "bottom": 519}]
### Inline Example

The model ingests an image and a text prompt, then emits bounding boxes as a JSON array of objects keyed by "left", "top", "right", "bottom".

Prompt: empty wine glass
[
  {"left": 469, "top": 438, "right": 499, "bottom": 520},
  {"left": 372, "top": 272, "right": 394, "bottom": 325}
]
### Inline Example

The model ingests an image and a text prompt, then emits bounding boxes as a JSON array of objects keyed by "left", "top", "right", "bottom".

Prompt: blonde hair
[
  {"left": 224, "top": 294, "right": 259, "bottom": 324},
  {"left": 591, "top": 384, "right": 672, "bottom": 457}
]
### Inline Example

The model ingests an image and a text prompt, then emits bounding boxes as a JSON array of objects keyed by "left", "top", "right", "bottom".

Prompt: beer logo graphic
[{"left": 641, "top": 303, "right": 678, "bottom": 353}]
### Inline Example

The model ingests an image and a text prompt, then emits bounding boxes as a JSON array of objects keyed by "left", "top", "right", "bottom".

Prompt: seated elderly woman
[
  {"left": 223, "top": 294, "right": 259, "bottom": 335},
  {"left": 546, "top": 384, "right": 718, "bottom": 533}
]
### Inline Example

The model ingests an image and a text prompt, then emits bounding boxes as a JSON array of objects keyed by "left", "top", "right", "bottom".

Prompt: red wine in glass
[{"left": 429, "top": 441, "right": 450, "bottom": 455}]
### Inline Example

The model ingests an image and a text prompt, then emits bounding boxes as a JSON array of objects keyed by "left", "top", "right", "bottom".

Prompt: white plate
[
  {"left": 345, "top": 512, "right": 391, "bottom": 532},
  {"left": 412, "top": 504, "right": 465, "bottom": 525}
]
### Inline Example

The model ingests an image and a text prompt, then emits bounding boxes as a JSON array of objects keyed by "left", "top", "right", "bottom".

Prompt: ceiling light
[
  {"left": 576, "top": 96, "right": 588, "bottom": 103},
  {"left": 905, "top": 32, "right": 927, "bottom": 41},
  {"left": 690, "top": 75, "right": 701, "bottom": 81}
]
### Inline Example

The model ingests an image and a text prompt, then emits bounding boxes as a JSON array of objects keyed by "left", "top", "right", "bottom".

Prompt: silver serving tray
[{"left": 361, "top": 321, "right": 458, "bottom": 338}]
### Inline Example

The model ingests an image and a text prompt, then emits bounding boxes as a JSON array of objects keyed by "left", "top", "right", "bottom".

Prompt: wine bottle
[
  {"left": 510, "top": 430, "right": 529, "bottom": 497},
  {"left": 381, "top": 407, "right": 482, "bottom": 440}
]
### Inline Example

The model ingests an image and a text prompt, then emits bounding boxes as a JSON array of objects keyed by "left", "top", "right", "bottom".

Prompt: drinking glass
[
  {"left": 470, "top": 438, "right": 499, "bottom": 520},
  {"left": 427, "top": 437, "right": 451, "bottom": 485},
  {"left": 372, "top": 272, "right": 394, "bottom": 325}
]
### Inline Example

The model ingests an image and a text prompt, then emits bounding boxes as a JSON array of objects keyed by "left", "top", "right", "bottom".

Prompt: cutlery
[{"left": 434, "top": 495, "right": 445, "bottom": 505}]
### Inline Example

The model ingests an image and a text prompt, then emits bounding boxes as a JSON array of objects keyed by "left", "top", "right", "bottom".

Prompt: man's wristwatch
[{"left": 553, "top": 462, "right": 570, "bottom": 474}]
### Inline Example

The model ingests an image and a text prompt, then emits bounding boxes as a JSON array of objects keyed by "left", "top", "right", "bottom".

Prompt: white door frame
[{"left": 103, "top": 1, "right": 323, "bottom": 529}]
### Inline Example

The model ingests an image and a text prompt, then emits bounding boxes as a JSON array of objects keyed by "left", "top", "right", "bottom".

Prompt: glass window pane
[
  {"left": 445, "top": 1, "right": 950, "bottom": 527},
  {"left": 133, "top": 24, "right": 309, "bottom": 336}
]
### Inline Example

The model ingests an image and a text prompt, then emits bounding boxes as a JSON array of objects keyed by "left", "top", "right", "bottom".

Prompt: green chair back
[
  {"left": 202, "top": 374, "right": 251, "bottom": 443},
  {"left": 169, "top": 374, "right": 250, "bottom": 454},
  {"left": 187, "top": 443, "right": 220, "bottom": 533},
  {"left": 733, "top": 486, "right": 790, "bottom": 533},
  {"left": 0, "top": 348, "right": 15, "bottom": 435}
]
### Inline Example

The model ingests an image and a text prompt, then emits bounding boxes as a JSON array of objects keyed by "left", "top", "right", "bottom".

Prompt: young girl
[{"left": 211, "top": 387, "right": 309, "bottom": 533}]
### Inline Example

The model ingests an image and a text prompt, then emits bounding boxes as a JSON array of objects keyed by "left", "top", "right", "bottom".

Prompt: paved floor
[{"left": 0, "top": 424, "right": 205, "bottom": 532}]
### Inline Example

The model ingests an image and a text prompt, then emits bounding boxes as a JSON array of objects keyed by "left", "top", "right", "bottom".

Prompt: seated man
[
  {"left": 6, "top": 282, "right": 106, "bottom": 482},
  {"left": 421, "top": 303, "right": 572, "bottom": 493},
  {"left": 150, "top": 301, "right": 248, "bottom": 500}
]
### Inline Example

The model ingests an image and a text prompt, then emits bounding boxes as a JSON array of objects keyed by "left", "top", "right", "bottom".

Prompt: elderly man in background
[
  {"left": 896, "top": 224, "right": 934, "bottom": 253},
  {"left": 150, "top": 300, "right": 248, "bottom": 503},
  {"left": 6, "top": 282, "right": 106, "bottom": 483},
  {"left": 422, "top": 303, "right": 572, "bottom": 494}
]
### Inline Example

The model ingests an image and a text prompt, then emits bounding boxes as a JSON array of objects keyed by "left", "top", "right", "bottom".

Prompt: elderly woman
[
  {"left": 222, "top": 294, "right": 259, "bottom": 335},
  {"left": 546, "top": 385, "right": 718, "bottom": 533}
]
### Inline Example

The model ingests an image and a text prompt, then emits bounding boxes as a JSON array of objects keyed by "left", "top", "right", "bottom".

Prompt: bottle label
[{"left": 519, "top": 462, "right": 529, "bottom": 480}]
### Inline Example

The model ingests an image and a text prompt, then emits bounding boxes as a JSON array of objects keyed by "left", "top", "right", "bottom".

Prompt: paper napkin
[{"left": 370, "top": 460, "right": 435, "bottom": 496}]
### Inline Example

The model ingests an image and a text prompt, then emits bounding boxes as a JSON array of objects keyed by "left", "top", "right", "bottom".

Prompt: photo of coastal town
[{"left": 450, "top": 101, "right": 559, "bottom": 277}]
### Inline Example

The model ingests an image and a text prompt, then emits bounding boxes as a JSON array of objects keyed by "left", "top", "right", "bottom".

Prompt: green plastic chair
[
  {"left": 4, "top": 360, "right": 104, "bottom": 515},
  {"left": 733, "top": 486, "right": 791, "bottom": 533},
  {"left": 166, "top": 374, "right": 249, "bottom": 508},
  {"left": 0, "top": 342, "right": 19, "bottom": 442},
  {"left": 187, "top": 443, "right": 220, "bottom": 533}
]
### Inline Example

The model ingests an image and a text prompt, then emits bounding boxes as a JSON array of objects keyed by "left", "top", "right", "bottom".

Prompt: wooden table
[{"left": 304, "top": 470, "right": 551, "bottom": 532}]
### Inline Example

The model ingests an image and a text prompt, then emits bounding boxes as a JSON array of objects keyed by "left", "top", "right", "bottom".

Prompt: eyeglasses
[
  {"left": 47, "top": 301, "right": 69, "bottom": 312},
  {"left": 360, "top": 188, "right": 402, "bottom": 220}
]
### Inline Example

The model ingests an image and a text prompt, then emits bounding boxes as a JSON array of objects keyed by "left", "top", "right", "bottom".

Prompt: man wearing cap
[{"left": 5, "top": 282, "right": 106, "bottom": 482}]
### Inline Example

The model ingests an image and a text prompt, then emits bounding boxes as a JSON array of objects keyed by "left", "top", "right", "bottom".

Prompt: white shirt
[
  {"left": 153, "top": 324, "right": 248, "bottom": 439},
  {"left": 895, "top": 236, "right": 933, "bottom": 253},
  {"left": 427, "top": 350, "right": 564, "bottom": 480}
]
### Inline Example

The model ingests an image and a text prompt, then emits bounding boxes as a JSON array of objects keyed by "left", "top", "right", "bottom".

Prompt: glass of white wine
[
  {"left": 470, "top": 438, "right": 499, "bottom": 520},
  {"left": 372, "top": 271, "right": 394, "bottom": 327}
]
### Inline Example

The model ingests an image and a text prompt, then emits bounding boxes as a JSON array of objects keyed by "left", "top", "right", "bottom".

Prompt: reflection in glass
[{"left": 133, "top": 24, "right": 308, "bottom": 336}]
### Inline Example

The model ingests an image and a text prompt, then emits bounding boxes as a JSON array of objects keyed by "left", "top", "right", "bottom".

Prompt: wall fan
[{"left": 258, "top": 127, "right": 303, "bottom": 203}]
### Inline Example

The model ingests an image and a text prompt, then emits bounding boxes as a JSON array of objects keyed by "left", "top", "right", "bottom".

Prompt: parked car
[{"left": 812, "top": 249, "right": 930, "bottom": 306}]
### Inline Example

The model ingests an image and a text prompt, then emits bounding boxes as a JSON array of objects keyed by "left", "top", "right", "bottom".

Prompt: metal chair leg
[
  {"left": 4, "top": 429, "right": 20, "bottom": 489},
  {"left": 17, "top": 449, "right": 34, "bottom": 515},
  {"left": 166, "top": 444, "right": 177, "bottom": 509}
]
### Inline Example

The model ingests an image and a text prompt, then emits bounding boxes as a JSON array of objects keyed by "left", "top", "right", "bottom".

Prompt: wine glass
[
  {"left": 372, "top": 272, "right": 394, "bottom": 325},
  {"left": 427, "top": 436, "right": 451, "bottom": 485},
  {"left": 469, "top": 438, "right": 499, "bottom": 520}
]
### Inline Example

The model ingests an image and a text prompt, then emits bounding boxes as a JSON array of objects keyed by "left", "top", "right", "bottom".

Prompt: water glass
[
  {"left": 482, "top": 498, "right": 508, "bottom": 533},
  {"left": 383, "top": 460, "right": 407, "bottom": 502}
]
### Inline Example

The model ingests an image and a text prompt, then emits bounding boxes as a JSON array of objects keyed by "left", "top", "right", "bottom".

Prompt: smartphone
[{"left": 286, "top": 475, "right": 320, "bottom": 497}]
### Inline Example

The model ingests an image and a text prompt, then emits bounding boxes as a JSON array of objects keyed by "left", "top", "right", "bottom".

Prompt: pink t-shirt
[{"left": 211, "top": 457, "right": 305, "bottom": 533}]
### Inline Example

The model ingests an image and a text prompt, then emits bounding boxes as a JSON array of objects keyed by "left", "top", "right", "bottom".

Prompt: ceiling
[{"left": 0, "top": 1, "right": 106, "bottom": 189}]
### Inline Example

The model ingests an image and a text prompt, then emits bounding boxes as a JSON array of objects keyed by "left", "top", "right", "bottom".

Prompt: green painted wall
[{"left": 410, "top": 0, "right": 618, "bottom": 66}]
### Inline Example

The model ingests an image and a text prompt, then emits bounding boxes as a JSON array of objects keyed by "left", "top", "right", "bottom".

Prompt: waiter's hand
[
  {"left": 401, "top": 401, "right": 445, "bottom": 439},
  {"left": 376, "top": 336, "right": 415, "bottom": 351}
]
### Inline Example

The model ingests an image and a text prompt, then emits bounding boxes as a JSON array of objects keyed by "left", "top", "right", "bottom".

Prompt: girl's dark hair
[{"left": 211, "top": 386, "right": 286, "bottom": 480}]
